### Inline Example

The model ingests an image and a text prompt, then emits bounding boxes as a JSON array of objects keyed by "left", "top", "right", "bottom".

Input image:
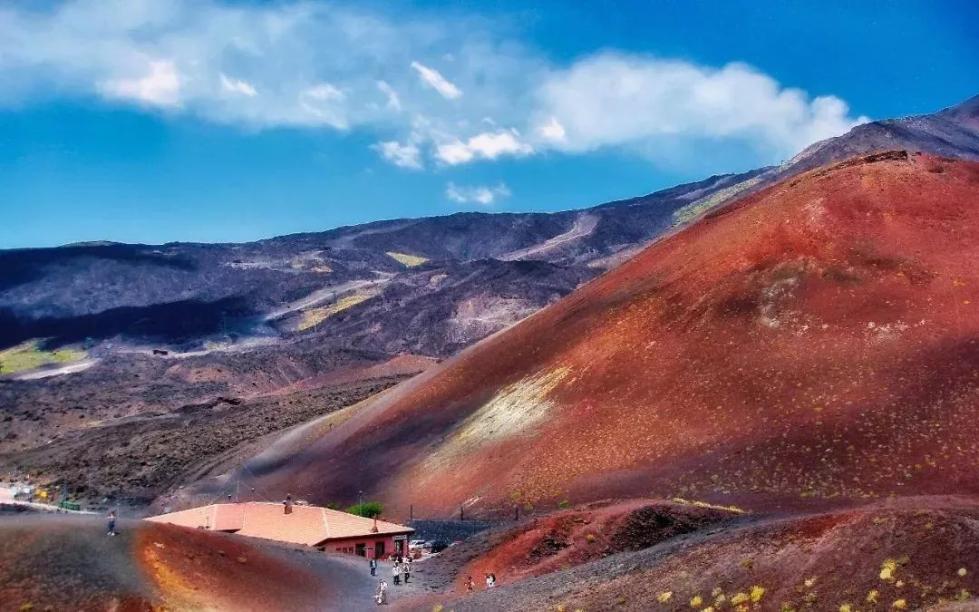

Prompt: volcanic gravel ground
[
  {"left": 408, "top": 496, "right": 979, "bottom": 611},
  {"left": 0, "top": 376, "right": 407, "bottom": 508}
]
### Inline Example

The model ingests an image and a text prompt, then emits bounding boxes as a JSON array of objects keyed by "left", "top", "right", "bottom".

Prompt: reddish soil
[
  {"left": 419, "top": 495, "right": 979, "bottom": 611},
  {"left": 239, "top": 152, "right": 979, "bottom": 517},
  {"left": 433, "top": 499, "right": 738, "bottom": 591},
  {"left": 0, "top": 515, "right": 374, "bottom": 611}
]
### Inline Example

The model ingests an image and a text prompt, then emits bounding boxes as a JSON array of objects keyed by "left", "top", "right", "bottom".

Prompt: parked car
[
  {"left": 428, "top": 540, "right": 450, "bottom": 554},
  {"left": 408, "top": 539, "right": 427, "bottom": 551}
]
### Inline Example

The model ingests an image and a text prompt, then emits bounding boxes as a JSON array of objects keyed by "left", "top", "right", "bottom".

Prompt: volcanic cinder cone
[{"left": 243, "top": 151, "right": 979, "bottom": 516}]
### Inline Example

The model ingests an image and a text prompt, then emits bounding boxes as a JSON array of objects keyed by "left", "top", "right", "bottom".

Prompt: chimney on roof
[
  {"left": 284, "top": 494, "right": 293, "bottom": 514},
  {"left": 371, "top": 515, "right": 379, "bottom": 533}
]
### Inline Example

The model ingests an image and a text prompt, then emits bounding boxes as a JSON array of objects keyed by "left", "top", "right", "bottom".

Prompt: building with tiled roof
[{"left": 147, "top": 502, "right": 413, "bottom": 559}]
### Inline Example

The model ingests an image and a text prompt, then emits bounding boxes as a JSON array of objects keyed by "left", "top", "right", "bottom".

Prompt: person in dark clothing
[
  {"left": 369, "top": 557, "right": 377, "bottom": 576},
  {"left": 404, "top": 555, "right": 412, "bottom": 583},
  {"left": 106, "top": 510, "right": 117, "bottom": 536}
]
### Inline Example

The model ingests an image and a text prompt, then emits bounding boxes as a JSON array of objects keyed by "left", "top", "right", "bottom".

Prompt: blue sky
[{"left": 1, "top": 0, "right": 976, "bottom": 249}]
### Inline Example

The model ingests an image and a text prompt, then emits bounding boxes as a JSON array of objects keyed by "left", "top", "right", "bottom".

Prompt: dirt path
[{"left": 499, "top": 212, "right": 598, "bottom": 261}]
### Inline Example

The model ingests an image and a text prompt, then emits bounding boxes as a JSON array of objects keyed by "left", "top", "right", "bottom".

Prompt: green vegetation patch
[
  {"left": 386, "top": 251, "right": 429, "bottom": 267},
  {"left": 0, "top": 340, "right": 86, "bottom": 375},
  {"left": 346, "top": 501, "right": 383, "bottom": 518}
]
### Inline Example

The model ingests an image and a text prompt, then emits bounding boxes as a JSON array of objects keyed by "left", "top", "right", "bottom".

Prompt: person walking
[
  {"left": 106, "top": 510, "right": 117, "bottom": 536},
  {"left": 374, "top": 579, "right": 388, "bottom": 605},
  {"left": 392, "top": 560, "right": 401, "bottom": 586},
  {"left": 402, "top": 559, "right": 410, "bottom": 584},
  {"left": 369, "top": 557, "right": 377, "bottom": 576}
]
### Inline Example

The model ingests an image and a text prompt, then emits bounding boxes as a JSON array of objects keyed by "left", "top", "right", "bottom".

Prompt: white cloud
[
  {"left": 0, "top": 2, "right": 867, "bottom": 171},
  {"left": 220, "top": 73, "right": 257, "bottom": 97},
  {"left": 534, "top": 53, "right": 868, "bottom": 160},
  {"left": 98, "top": 59, "right": 181, "bottom": 107},
  {"left": 446, "top": 182, "right": 511, "bottom": 206},
  {"left": 376, "top": 80, "right": 401, "bottom": 111},
  {"left": 536, "top": 116, "right": 566, "bottom": 142},
  {"left": 373, "top": 140, "right": 422, "bottom": 169},
  {"left": 299, "top": 83, "right": 347, "bottom": 129},
  {"left": 436, "top": 130, "right": 533, "bottom": 165},
  {"left": 410, "top": 61, "right": 462, "bottom": 100}
]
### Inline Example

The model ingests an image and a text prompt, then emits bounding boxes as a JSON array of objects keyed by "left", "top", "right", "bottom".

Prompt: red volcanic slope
[
  {"left": 430, "top": 496, "right": 979, "bottom": 612},
  {"left": 243, "top": 152, "right": 979, "bottom": 516},
  {"left": 440, "top": 499, "right": 736, "bottom": 591},
  {"left": 0, "top": 515, "right": 363, "bottom": 611}
]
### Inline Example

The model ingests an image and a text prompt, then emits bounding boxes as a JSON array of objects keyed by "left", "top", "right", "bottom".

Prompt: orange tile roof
[{"left": 147, "top": 502, "right": 412, "bottom": 547}]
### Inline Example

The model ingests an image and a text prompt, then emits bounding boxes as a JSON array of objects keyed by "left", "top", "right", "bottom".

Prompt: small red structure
[{"left": 147, "top": 502, "right": 413, "bottom": 559}]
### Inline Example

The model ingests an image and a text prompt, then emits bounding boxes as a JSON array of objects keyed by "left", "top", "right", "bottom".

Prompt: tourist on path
[
  {"left": 106, "top": 510, "right": 117, "bottom": 536},
  {"left": 392, "top": 561, "right": 401, "bottom": 585},
  {"left": 375, "top": 579, "right": 388, "bottom": 605},
  {"left": 402, "top": 559, "right": 410, "bottom": 584},
  {"left": 369, "top": 557, "right": 377, "bottom": 576}
]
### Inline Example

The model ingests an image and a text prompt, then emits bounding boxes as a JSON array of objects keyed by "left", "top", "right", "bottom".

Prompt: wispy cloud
[
  {"left": 98, "top": 59, "right": 181, "bottom": 107},
  {"left": 0, "top": 1, "right": 867, "bottom": 171},
  {"left": 373, "top": 140, "right": 422, "bottom": 169},
  {"left": 436, "top": 130, "right": 533, "bottom": 165},
  {"left": 410, "top": 61, "right": 462, "bottom": 100},
  {"left": 446, "top": 182, "right": 511, "bottom": 206},
  {"left": 220, "top": 73, "right": 257, "bottom": 97},
  {"left": 376, "top": 80, "right": 401, "bottom": 111}
]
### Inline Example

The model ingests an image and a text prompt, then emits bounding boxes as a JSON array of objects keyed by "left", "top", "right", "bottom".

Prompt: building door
[
  {"left": 355, "top": 543, "right": 366, "bottom": 557},
  {"left": 374, "top": 541, "right": 385, "bottom": 559}
]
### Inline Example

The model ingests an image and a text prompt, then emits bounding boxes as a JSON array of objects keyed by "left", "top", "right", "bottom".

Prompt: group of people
[
  {"left": 372, "top": 554, "right": 413, "bottom": 605},
  {"left": 463, "top": 573, "right": 496, "bottom": 592}
]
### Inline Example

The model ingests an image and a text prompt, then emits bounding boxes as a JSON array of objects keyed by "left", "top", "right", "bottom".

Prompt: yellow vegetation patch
[
  {"left": 672, "top": 174, "right": 765, "bottom": 225},
  {"left": 880, "top": 558, "right": 898, "bottom": 582},
  {"left": 298, "top": 294, "right": 373, "bottom": 331},
  {"left": 0, "top": 340, "right": 85, "bottom": 374},
  {"left": 386, "top": 251, "right": 429, "bottom": 267},
  {"left": 671, "top": 497, "right": 747, "bottom": 514},
  {"left": 422, "top": 367, "right": 571, "bottom": 471}
]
